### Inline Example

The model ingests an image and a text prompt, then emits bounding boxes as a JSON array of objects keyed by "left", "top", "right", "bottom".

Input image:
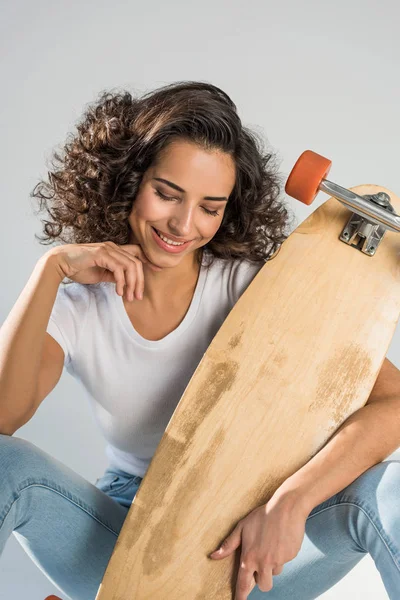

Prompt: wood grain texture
[{"left": 95, "top": 185, "right": 400, "bottom": 600}]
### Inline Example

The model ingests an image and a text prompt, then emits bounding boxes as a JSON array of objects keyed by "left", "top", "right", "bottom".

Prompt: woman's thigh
[{"left": 0, "top": 434, "right": 142, "bottom": 600}]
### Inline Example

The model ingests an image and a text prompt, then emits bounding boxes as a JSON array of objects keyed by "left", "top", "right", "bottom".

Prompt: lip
[
  {"left": 153, "top": 227, "right": 192, "bottom": 243},
  {"left": 151, "top": 227, "right": 193, "bottom": 254}
]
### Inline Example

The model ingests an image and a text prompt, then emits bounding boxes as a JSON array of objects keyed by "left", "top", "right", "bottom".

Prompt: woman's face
[{"left": 128, "top": 140, "right": 236, "bottom": 267}]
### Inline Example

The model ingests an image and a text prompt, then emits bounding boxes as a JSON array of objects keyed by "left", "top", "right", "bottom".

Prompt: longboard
[{"left": 91, "top": 152, "right": 400, "bottom": 599}]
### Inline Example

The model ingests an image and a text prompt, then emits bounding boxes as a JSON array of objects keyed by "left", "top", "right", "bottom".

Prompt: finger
[
  {"left": 119, "top": 255, "right": 143, "bottom": 301},
  {"left": 210, "top": 523, "right": 243, "bottom": 559},
  {"left": 131, "top": 257, "right": 144, "bottom": 300},
  {"left": 254, "top": 565, "right": 273, "bottom": 592},
  {"left": 272, "top": 563, "right": 284, "bottom": 576},
  {"left": 105, "top": 246, "right": 143, "bottom": 301},
  {"left": 235, "top": 558, "right": 256, "bottom": 600},
  {"left": 122, "top": 261, "right": 135, "bottom": 301},
  {"left": 119, "top": 243, "right": 163, "bottom": 272},
  {"left": 113, "top": 247, "right": 145, "bottom": 300},
  {"left": 97, "top": 249, "right": 126, "bottom": 296},
  {"left": 114, "top": 264, "right": 126, "bottom": 297}
]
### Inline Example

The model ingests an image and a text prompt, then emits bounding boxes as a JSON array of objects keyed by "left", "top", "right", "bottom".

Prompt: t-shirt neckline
[{"left": 112, "top": 254, "right": 209, "bottom": 349}]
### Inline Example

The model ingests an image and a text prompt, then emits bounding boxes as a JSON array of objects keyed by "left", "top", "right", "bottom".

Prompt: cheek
[
  {"left": 131, "top": 192, "right": 165, "bottom": 222},
  {"left": 199, "top": 221, "right": 222, "bottom": 242}
]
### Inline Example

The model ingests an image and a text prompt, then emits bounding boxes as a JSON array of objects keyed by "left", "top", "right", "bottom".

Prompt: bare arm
[{"left": 0, "top": 251, "right": 65, "bottom": 434}]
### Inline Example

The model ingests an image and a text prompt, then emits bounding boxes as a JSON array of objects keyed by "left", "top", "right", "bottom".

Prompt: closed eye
[{"left": 154, "top": 189, "right": 220, "bottom": 217}]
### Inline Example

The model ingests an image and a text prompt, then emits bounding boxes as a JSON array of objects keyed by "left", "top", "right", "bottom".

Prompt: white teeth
[{"left": 155, "top": 229, "right": 186, "bottom": 246}]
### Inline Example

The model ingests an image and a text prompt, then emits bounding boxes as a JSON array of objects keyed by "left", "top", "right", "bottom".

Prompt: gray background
[{"left": 1, "top": 0, "right": 399, "bottom": 597}]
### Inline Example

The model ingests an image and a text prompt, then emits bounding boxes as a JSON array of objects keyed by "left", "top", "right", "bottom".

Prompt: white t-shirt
[{"left": 46, "top": 250, "right": 264, "bottom": 477}]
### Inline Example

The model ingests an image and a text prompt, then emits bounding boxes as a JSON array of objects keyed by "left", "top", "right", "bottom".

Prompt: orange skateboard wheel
[{"left": 285, "top": 150, "right": 332, "bottom": 205}]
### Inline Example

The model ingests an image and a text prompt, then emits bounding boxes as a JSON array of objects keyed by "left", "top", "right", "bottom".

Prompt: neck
[{"left": 140, "top": 248, "right": 203, "bottom": 308}]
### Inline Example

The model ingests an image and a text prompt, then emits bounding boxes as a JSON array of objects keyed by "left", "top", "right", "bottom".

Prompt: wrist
[
  {"left": 269, "top": 482, "right": 313, "bottom": 518},
  {"left": 36, "top": 249, "right": 66, "bottom": 284}
]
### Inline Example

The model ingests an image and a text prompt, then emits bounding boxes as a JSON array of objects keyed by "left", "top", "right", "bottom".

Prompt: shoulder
[
  {"left": 203, "top": 251, "right": 265, "bottom": 306},
  {"left": 55, "top": 280, "right": 93, "bottom": 310},
  {"left": 51, "top": 282, "right": 101, "bottom": 330},
  {"left": 228, "top": 258, "right": 265, "bottom": 305},
  {"left": 47, "top": 282, "right": 95, "bottom": 369}
]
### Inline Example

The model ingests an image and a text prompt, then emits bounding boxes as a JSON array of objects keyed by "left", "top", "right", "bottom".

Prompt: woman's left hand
[{"left": 209, "top": 493, "right": 309, "bottom": 599}]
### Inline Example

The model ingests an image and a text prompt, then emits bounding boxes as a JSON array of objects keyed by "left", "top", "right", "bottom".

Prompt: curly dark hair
[{"left": 31, "top": 81, "right": 295, "bottom": 273}]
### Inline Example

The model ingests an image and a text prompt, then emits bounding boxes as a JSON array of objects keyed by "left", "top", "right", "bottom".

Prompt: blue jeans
[{"left": 0, "top": 433, "right": 399, "bottom": 599}]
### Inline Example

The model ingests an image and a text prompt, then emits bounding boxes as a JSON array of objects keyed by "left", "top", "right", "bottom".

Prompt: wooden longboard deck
[{"left": 96, "top": 185, "right": 400, "bottom": 600}]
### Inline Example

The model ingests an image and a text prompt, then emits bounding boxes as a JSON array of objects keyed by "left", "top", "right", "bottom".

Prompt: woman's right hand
[{"left": 47, "top": 241, "right": 162, "bottom": 301}]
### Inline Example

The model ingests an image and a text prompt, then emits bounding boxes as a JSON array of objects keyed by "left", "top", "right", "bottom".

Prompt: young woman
[{"left": 1, "top": 81, "right": 400, "bottom": 600}]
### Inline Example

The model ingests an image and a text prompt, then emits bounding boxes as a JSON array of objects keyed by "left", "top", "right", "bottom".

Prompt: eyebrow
[{"left": 153, "top": 177, "right": 229, "bottom": 201}]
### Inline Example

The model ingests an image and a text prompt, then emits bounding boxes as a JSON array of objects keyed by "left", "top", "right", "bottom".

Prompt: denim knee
[
  {"left": 0, "top": 434, "right": 48, "bottom": 484},
  {"left": 340, "top": 460, "right": 400, "bottom": 506},
  {"left": 337, "top": 461, "right": 400, "bottom": 543}
]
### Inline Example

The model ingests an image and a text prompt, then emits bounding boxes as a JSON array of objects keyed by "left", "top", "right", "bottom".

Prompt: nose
[{"left": 168, "top": 203, "right": 195, "bottom": 238}]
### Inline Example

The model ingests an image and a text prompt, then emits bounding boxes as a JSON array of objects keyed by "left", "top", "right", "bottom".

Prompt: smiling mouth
[{"left": 152, "top": 227, "right": 193, "bottom": 244}]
